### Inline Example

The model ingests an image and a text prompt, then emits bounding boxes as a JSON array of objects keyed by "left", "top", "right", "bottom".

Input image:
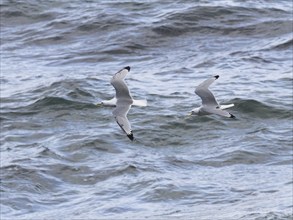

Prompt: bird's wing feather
[
  {"left": 111, "top": 67, "right": 132, "bottom": 100},
  {"left": 112, "top": 103, "right": 133, "bottom": 140},
  {"left": 195, "top": 88, "right": 218, "bottom": 106},
  {"left": 195, "top": 76, "right": 219, "bottom": 106},
  {"left": 197, "top": 76, "right": 218, "bottom": 88}
]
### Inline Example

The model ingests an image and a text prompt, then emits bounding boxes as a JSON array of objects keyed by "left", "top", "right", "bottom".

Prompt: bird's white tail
[
  {"left": 220, "top": 104, "right": 234, "bottom": 110},
  {"left": 132, "top": 99, "right": 147, "bottom": 107}
]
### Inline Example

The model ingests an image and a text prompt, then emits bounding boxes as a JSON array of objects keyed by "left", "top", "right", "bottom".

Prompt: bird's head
[
  {"left": 189, "top": 107, "right": 200, "bottom": 116},
  {"left": 96, "top": 101, "right": 103, "bottom": 106}
]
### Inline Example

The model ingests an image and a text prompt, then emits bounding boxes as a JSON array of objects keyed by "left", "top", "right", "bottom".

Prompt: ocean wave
[
  {"left": 0, "top": 96, "right": 99, "bottom": 117},
  {"left": 152, "top": 18, "right": 292, "bottom": 38},
  {"left": 197, "top": 149, "right": 272, "bottom": 167},
  {"left": 240, "top": 212, "right": 293, "bottom": 220},
  {"left": 269, "top": 38, "right": 293, "bottom": 50},
  {"left": 152, "top": 5, "right": 292, "bottom": 37},
  {"left": 232, "top": 98, "right": 292, "bottom": 119},
  {"left": 2, "top": 2, "right": 291, "bottom": 49},
  {"left": 27, "top": 96, "right": 96, "bottom": 111}
]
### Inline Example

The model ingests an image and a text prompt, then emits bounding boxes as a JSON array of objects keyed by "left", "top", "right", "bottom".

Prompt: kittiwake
[
  {"left": 100, "top": 66, "right": 147, "bottom": 141},
  {"left": 190, "top": 75, "right": 235, "bottom": 118}
]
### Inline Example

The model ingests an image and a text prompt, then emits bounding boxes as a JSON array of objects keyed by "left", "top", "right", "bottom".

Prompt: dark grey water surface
[{"left": 1, "top": 0, "right": 293, "bottom": 219}]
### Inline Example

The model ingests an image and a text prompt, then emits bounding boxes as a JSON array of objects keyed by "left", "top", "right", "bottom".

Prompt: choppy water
[{"left": 1, "top": 0, "right": 293, "bottom": 219}]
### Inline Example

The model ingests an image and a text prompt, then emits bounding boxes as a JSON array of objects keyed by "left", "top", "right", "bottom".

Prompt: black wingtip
[
  {"left": 230, "top": 113, "right": 236, "bottom": 119},
  {"left": 127, "top": 132, "right": 134, "bottom": 141},
  {"left": 214, "top": 75, "right": 219, "bottom": 79},
  {"left": 124, "top": 66, "right": 130, "bottom": 71}
]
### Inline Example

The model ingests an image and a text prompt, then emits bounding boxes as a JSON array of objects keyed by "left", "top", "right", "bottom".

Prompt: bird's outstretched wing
[
  {"left": 195, "top": 75, "right": 219, "bottom": 106},
  {"left": 111, "top": 66, "right": 132, "bottom": 100},
  {"left": 112, "top": 103, "right": 133, "bottom": 141}
]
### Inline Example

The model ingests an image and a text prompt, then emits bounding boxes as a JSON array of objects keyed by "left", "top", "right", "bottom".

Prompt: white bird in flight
[
  {"left": 100, "top": 66, "right": 147, "bottom": 141},
  {"left": 190, "top": 75, "right": 235, "bottom": 118}
]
